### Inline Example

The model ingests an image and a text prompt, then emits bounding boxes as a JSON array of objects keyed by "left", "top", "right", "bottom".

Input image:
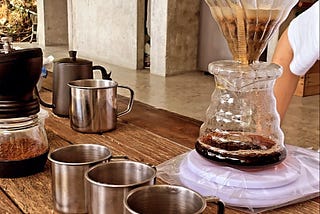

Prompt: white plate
[
  {"left": 186, "top": 150, "right": 300, "bottom": 188},
  {"left": 179, "top": 146, "right": 320, "bottom": 208}
]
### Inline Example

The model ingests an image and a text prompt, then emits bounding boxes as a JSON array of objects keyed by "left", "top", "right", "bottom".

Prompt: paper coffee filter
[{"left": 204, "top": 0, "right": 299, "bottom": 64}]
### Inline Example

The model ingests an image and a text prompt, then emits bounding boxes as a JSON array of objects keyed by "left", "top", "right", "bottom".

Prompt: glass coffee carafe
[{"left": 196, "top": 0, "right": 298, "bottom": 167}]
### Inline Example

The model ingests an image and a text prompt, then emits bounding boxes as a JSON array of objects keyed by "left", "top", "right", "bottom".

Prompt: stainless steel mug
[
  {"left": 68, "top": 79, "right": 134, "bottom": 133},
  {"left": 48, "top": 144, "right": 112, "bottom": 214},
  {"left": 85, "top": 160, "right": 157, "bottom": 214},
  {"left": 124, "top": 185, "right": 225, "bottom": 214}
]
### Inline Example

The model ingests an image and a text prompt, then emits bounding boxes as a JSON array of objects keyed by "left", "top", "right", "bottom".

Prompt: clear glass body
[
  {"left": 196, "top": 61, "right": 286, "bottom": 167},
  {"left": 0, "top": 110, "right": 49, "bottom": 161}
]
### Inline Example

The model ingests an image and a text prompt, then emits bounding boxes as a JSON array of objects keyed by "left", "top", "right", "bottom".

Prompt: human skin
[{"left": 272, "top": 28, "right": 300, "bottom": 123}]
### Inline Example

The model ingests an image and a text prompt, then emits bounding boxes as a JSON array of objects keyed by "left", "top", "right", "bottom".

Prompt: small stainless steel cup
[
  {"left": 124, "top": 185, "right": 225, "bottom": 214},
  {"left": 48, "top": 144, "right": 112, "bottom": 214},
  {"left": 85, "top": 160, "right": 157, "bottom": 214},
  {"left": 68, "top": 79, "right": 134, "bottom": 133}
]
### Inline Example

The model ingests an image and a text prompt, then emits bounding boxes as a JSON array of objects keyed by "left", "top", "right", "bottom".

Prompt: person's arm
[{"left": 272, "top": 28, "right": 300, "bottom": 123}]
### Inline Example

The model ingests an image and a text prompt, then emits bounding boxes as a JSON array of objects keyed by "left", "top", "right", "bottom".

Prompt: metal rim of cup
[
  {"left": 48, "top": 144, "right": 112, "bottom": 166},
  {"left": 68, "top": 79, "right": 118, "bottom": 90},
  {"left": 123, "top": 184, "right": 207, "bottom": 214},
  {"left": 85, "top": 160, "right": 157, "bottom": 188}
]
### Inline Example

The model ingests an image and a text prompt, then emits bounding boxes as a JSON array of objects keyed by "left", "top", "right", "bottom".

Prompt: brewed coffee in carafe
[{"left": 196, "top": 0, "right": 298, "bottom": 167}]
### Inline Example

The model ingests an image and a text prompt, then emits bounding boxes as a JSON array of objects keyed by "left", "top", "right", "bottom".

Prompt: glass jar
[
  {"left": 196, "top": 60, "right": 286, "bottom": 168},
  {"left": 0, "top": 109, "right": 49, "bottom": 177}
]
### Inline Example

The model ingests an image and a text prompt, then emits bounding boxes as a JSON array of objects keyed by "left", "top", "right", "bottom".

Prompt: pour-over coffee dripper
[
  {"left": 205, "top": 0, "right": 297, "bottom": 64},
  {"left": 196, "top": 0, "right": 298, "bottom": 167}
]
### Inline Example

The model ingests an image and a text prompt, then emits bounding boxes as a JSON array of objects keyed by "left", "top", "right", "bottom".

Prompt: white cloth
[{"left": 288, "top": 1, "right": 319, "bottom": 76}]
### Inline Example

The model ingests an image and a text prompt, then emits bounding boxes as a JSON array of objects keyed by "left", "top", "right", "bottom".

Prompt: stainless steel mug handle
[
  {"left": 205, "top": 196, "right": 225, "bottom": 214},
  {"left": 109, "top": 155, "right": 129, "bottom": 161},
  {"left": 117, "top": 86, "right": 134, "bottom": 117}
]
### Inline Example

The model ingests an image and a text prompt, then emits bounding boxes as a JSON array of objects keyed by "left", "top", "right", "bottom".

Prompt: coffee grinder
[
  {"left": 196, "top": 0, "right": 298, "bottom": 168},
  {"left": 0, "top": 37, "right": 49, "bottom": 177}
]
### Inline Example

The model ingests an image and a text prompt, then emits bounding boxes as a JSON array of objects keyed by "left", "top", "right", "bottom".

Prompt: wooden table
[{"left": 0, "top": 82, "right": 319, "bottom": 213}]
